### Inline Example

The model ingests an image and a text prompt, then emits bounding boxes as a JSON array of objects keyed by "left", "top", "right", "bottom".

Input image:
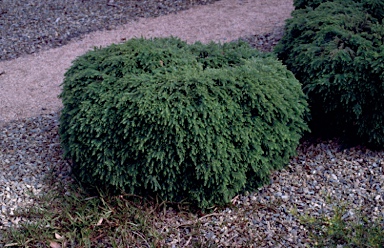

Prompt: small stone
[
  {"left": 281, "top": 195, "right": 289, "bottom": 201},
  {"left": 0, "top": 4, "right": 384, "bottom": 245}
]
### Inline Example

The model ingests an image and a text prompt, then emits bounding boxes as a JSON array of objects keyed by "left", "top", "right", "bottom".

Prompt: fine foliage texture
[
  {"left": 60, "top": 37, "right": 309, "bottom": 209},
  {"left": 275, "top": 1, "right": 384, "bottom": 147},
  {"left": 293, "top": 0, "right": 384, "bottom": 21}
]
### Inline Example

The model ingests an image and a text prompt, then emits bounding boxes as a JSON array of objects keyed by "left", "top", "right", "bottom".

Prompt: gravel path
[
  {"left": 0, "top": 0, "right": 219, "bottom": 61},
  {"left": 1, "top": 0, "right": 384, "bottom": 246}
]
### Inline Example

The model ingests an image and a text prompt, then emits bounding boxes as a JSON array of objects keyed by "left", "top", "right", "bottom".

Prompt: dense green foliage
[
  {"left": 275, "top": 1, "right": 384, "bottom": 147},
  {"left": 60, "top": 37, "right": 309, "bottom": 209},
  {"left": 293, "top": 0, "right": 384, "bottom": 21}
]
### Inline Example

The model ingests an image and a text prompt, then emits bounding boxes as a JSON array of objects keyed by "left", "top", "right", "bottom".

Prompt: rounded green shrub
[
  {"left": 275, "top": 1, "right": 384, "bottom": 147},
  {"left": 59, "top": 37, "right": 309, "bottom": 209}
]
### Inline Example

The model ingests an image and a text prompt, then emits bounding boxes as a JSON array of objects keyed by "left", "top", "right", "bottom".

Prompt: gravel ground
[
  {"left": 1, "top": 0, "right": 384, "bottom": 246},
  {"left": 0, "top": 0, "right": 219, "bottom": 61},
  {"left": 1, "top": 112, "right": 383, "bottom": 246}
]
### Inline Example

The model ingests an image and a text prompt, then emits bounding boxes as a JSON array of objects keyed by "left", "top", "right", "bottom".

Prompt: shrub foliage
[
  {"left": 60, "top": 37, "right": 309, "bottom": 209},
  {"left": 293, "top": 0, "right": 384, "bottom": 21},
  {"left": 275, "top": 1, "right": 384, "bottom": 147}
]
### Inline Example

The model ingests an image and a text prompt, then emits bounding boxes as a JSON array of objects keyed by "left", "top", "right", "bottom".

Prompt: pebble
[
  {"left": 1, "top": 1, "right": 384, "bottom": 245},
  {"left": 2, "top": 111, "right": 383, "bottom": 246},
  {"left": 0, "top": 112, "right": 73, "bottom": 229},
  {"left": 0, "top": 0, "right": 220, "bottom": 62}
]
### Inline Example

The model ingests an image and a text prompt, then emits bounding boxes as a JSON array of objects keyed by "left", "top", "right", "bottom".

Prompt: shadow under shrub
[
  {"left": 275, "top": 1, "right": 384, "bottom": 147},
  {"left": 59, "top": 37, "right": 309, "bottom": 209}
]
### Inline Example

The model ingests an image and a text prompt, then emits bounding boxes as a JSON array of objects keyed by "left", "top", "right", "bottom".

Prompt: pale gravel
[
  {"left": 0, "top": 0, "right": 294, "bottom": 124},
  {"left": 1, "top": 0, "right": 384, "bottom": 246},
  {"left": 1, "top": 112, "right": 383, "bottom": 246},
  {"left": 0, "top": 0, "right": 220, "bottom": 61}
]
